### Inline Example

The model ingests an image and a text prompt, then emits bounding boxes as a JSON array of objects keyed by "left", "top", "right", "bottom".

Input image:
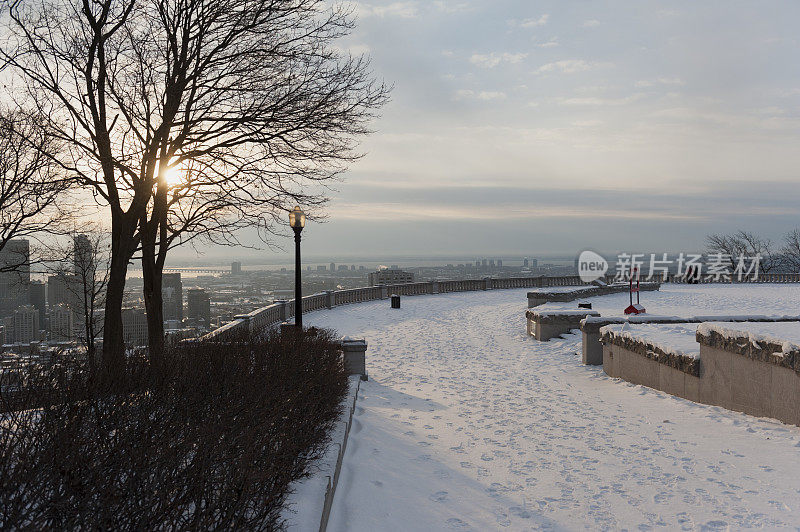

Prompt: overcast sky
[{"left": 180, "top": 0, "right": 800, "bottom": 262}]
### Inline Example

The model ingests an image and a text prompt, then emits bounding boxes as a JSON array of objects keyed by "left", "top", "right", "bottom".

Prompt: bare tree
[
  {"left": 43, "top": 231, "right": 109, "bottom": 366},
  {"left": 2, "top": 0, "right": 387, "bottom": 366},
  {"left": 0, "top": 109, "right": 68, "bottom": 271},
  {"left": 781, "top": 229, "right": 800, "bottom": 273},
  {"left": 706, "top": 230, "right": 777, "bottom": 273},
  {"left": 135, "top": 0, "right": 388, "bottom": 360}
]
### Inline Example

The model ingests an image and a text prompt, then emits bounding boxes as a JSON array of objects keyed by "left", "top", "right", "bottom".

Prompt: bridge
[{"left": 127, "top": 267, "right": 230, "bottom": 274}]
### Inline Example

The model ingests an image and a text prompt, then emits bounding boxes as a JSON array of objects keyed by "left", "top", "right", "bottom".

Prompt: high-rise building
[
  {"left": 12, "top": 305, "right": 40, "bottom": 344},
  {"left": 48, "top": 274, "right": 80, "bottom": 310},
  {"left": 329, "top": 262, "right": 336, "bottom": 272},
  {"left": 122, "top": 308, "right": 148, "bottom": 347},
  {"left": 523, "top": 257, "right": 529, "bottom": 267},
  {"left": 532, "top": 258, "right": 538, "bottom": 268},
  {"left": 482, "top": 259, "right": 488, "bottom": 267},
  {"left": 369, "top": 269, "right": 415, "bottom": 286},
  {"left": 187, "top": 288, "right": 211, "bottom": 326},
  {"left": 351, "top": 265, "right": 356, "bottom": 271},
  {"left": 231, "top": 261, "right": 242, "bottom": 274},
  {"left": 162, "top": 273, "right": 183, "bottom": 322},
  {"left": 29, "top": 281, "right": 46, "bottom": 323},
  {"left": 489, "top": 259, "right": 496, "bottom": 268},
  {"left": 497, "top": 259, "right": 503, "bottom": 268},
  {"left": 0, "top": 239, "right": 30, "bottom": 317},
  {"left": 73, "top": 234, "right": 93, "bottom": 277},
  {"left": 50, "top": 303, "right": 74, "bottom": 341}
]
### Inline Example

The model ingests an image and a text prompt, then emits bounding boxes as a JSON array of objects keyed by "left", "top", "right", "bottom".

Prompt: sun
[{"left": 161, "top": 165, "right": 183, "bottom": 187}]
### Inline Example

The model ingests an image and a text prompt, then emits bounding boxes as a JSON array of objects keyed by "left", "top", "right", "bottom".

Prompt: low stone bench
[
  {"left": 526, "top": 309, "right": 600, "bottom": 341},
  {"left": 527, "top": 282, "right": 660, "bottom": 308}
]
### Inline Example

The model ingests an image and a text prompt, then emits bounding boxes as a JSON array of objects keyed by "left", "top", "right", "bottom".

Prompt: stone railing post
[
  {"left": 324, "top": 290, "right": 335, "bottom": 309},
  {"left": 482, "top": 277, "right": 490, "bottom": 290},
  {"left": 431, "top": 281, "right": 440, "bottom": 294},
  {"left": 275, "top": 300, "right": 288, "bottom": 322},
  {"left": 379, "top": 285, "right": 388, "bottom": 299},
  {"left": 341, "top": 337, "right": 368, "bottom": 379}
]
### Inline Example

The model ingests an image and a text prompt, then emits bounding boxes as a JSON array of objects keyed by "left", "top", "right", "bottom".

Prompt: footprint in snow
[{"left": 429, "top": 491, "right": 448, "bottom": 502}]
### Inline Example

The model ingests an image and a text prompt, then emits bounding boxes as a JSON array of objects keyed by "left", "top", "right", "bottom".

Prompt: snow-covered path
[{"left": 304, "top": 287, "right": 800, "bottom": 531}]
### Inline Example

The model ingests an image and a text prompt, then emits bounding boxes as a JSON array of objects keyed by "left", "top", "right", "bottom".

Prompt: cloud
[
  {"left": 353, "top": 2, "right": 417, "bottom": 18},
  {"left": 520, "top": 14, "right": 549, "bottom": 28},
  {"left": 635, "top": 77, "right": 685, "bottom": 88},
  {"left": 536, "top": 59, "right": 609, "bottom": 74},
  {"left": 455, "top": 90, "right": 507, "bottom": 101},
  {"left": 536, "top": 39, "right": 559, "bottom": 48},
  {"left": 583, "top": 19, "right": 600, "bottom": 27},
  {"left": 557, "top": 94, "right": 644, "bottom": 106},
  {"left": 470, "top": 52, "right": 528, "bottom": 68},
  {"left": 433, "top": 0, "right": 472, "bottom": 13}
]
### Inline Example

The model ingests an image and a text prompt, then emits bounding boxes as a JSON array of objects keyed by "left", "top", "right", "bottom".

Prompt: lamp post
[{"left": 289, "top": 206, "right": 306, "bottom": 328}]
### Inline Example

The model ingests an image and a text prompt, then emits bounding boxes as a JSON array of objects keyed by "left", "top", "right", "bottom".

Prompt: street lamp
[{"left": 289, "top": 206, "right": 306, "bottom": 328}]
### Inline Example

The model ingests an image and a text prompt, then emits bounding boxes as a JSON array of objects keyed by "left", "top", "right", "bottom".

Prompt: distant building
[
  {"left": 162, "top": 273, "right": 183, "bottom": 322},
  {"left": 330, "top": 262, "right": 336, "bottom": 272},
  {"left": 0, "top": 239, "right": 30, "bottom": 318},
  {"left": 489, "top": 260, "right": 495, "bottom": 268},
  {"left": 497, "top": 259, "right": 503, "bottom": 268},
  {"left": 338, "top": 265, "right": 349, "bottom": 271},
  {"left": 532, "top": 258, "right": 538, "bottom": 267},
  {"left": 351, "top": 265, "right": 356, "bottom": 271},
  {"left": 482, "top": 259, "right": 488, "bottom": 267},
  {"left": 358, "top": 266, "right": 366, "bottom": 271},
  {"left": 73, "top": 234, "right": 93, "bottom": 277},
  {"left": 317, "top": 265, "right": 327, "bottom": 271},
  {"left": 122, "top": 308, "right": 148, "bottom": 347},
  {"left": 369, "top": 269, "right": 415, "bottom": 286},
  {"left": 231, "top": 261, "right": 242, "bottom": 274},
  {"left": 523, "top": 257, "right": 529, "bottom": 267},
  {"left": 50, "top": 304, "right": 74, "bottom": 341},
  {"left": 187, "top": 288, "right": 211, "bottom": 326},
  {"left": 12, "top": 305, "right": 39, "bottom": 344},
  {"left": 48, "top": 274, "right": 80, "bottom": 310},
  {"left": 29, "top": 281, "right": 46, "bottom": 323}
]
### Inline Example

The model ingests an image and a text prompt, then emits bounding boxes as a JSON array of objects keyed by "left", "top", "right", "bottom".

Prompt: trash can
[{"left": 391, "top": 294, "right": 401, "bottom": 309}]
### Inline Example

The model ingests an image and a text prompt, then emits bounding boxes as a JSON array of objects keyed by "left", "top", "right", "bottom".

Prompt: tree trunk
[
  {"left": 102, "top": 212, "right": 136, "bottom": 377},
  {"left": 142, "top": 250, "right": 165, "bottom": 366}
]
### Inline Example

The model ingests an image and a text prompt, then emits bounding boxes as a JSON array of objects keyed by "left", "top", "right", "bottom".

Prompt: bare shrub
[{"left": 0, "top": 328, "right": 347, "bottom": 530}]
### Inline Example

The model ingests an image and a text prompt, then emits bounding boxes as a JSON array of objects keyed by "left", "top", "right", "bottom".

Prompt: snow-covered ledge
[
  {"left": 527, "top": 282, "right": 660, "bottom": 308},
  {"left": 526, "top": 309, "right": 600, "bottom": 341}
]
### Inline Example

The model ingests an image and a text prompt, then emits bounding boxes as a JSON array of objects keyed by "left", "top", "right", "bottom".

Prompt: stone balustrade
[{"left": 204, "top": 274, "right": 608, "bottom": 340}]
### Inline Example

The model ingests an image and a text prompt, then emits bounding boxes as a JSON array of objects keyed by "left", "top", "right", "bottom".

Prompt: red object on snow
[
  {"left": 624, "top": 303, "right": 646, "bottom": 315},
  {"left": 624, "top": 266, "right": 646, "bottom": 314}
]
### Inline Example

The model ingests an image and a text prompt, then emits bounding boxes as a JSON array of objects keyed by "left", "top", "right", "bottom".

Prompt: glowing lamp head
[{"left": 289, "top": 206, "right": 306, "bottom": 229}]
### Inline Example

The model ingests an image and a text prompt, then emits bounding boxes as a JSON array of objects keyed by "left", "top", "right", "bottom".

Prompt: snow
[
  {"left": 541, "top": 282, "right": 800, "bottom": 318},
  {"left": 530, "top": 309, "right": 600, "bottom": 318},
  {"left": 302, "top": 285, "right": 800, "bottom": 530},
  {"left": 600, "top": 323, "right": 701, "bottom": 359},
  {"left": 283, "top": 376, "right": 362, "bottom": 531},
  {"left": 697, "top": 322, "right": 800, "bottom": 355},
  {"left": 528, "top": 285, "right": 592, "bottom": 294}
]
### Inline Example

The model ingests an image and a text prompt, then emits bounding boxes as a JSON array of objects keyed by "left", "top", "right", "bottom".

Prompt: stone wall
[{"left": 600, "top": 324, "right": 800, "bottom": 426}]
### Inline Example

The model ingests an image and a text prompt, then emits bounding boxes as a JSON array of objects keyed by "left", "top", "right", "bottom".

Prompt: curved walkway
[{"left": 302, "top": 287, "right": 800, "bottom": 531}]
